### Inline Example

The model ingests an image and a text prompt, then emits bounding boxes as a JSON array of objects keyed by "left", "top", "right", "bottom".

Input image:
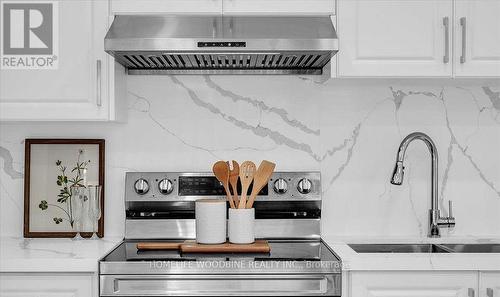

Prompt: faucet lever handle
[{"left": 445, "top": 200, "right": 456, "bottom": 229}]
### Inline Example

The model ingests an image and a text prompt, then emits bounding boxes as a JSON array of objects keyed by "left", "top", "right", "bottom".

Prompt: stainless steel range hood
[{"left": 105, "top": 15, "right": 338, "bottom": 75}]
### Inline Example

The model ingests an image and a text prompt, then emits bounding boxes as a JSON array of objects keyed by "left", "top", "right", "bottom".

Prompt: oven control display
[
  {"left": 178, "top": 176, "right": 268, "bottom": 196},
  {"left": 178, "top": 176, "right": 225, "bottom": 196}
]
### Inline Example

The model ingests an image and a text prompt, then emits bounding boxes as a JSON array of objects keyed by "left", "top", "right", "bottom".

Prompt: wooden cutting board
[{"left": 136, "top": 240, "right": 270, "bottom": 253}]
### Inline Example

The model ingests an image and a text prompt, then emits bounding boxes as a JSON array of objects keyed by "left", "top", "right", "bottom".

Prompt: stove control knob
[
  {"left": 134, "top": 178, "right": 149, "bottom": 195},
  {"left": 273, "top": 178, "right": 288, "bottom": 194},
  {"left": 297, "top": 178, "right": 312, "bottom": 194},
  {"left": 158, "top": 178, "right": 173, "bottom": 195}
]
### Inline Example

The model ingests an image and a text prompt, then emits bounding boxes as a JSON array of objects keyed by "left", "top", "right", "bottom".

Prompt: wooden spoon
[
  {"left": 213, "top": 161, "right": 235, "bottom": 208},
  {"left": 238, "top": 161, "right": 256, "bottom": 209},
  {"left": 246, "top": 160, "right": 276, "bottom": 209},
  {"left": 227, "top": 160, "right": 240, "bottom": 207}
]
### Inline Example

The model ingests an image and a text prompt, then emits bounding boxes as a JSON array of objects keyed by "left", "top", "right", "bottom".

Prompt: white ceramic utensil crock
[
  {"left": 195, "top": 199, "right": 226, "bottom": 244},
  {"left": 228, "top": 208, "right": 255, "bottom": 244}
]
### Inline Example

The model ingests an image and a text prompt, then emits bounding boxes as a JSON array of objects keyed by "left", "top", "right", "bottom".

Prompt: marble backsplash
[{"left": 1, "top": 76, "right": 499, "bottom": 238}]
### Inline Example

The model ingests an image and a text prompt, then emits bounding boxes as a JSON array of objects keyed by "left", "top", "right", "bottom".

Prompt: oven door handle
[{"left": 100, "top": 274, "right": 340, "bottom": 296}]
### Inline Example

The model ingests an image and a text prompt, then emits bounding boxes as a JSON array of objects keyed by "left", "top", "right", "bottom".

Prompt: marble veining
[
  {"left": 406, "top": 165, "right": 425, "bottom": 238},
  {"left": 170, "top": 76, "right": 322, "bottom": 161},
  {"left": 18, "top": 239, "right": 78, "bottom": 258},
  {"left": 0, "top": 146, "right": 23, "bottom": 179},
  {"left": 204, "top": 76, "right": 321, "bottom": 136},
  {"left": 440, "top": 89, "right": 500, "bottom": 197},
  {"left": 0, "top": 236, "right": 123, "bottom": 272},
  {"left": 390, "top": 87, "right": 437, "bottom": 111},
  {"left": 440, "top": 136, "right": 454, "bottom": 213},
  {"left": 0, "top": 76, "right": 499, "bottom": 238},
  {"left": 482, "top": 86, "right": 500, "bottom": 112},
  {"left": 129, "top": 90, "right": 222, "bottom": 159},
  {"left": 323, "top": 124, "right": 360, "bottom": 192},
  {"left": 129, "top": 90, "right": 279, "bottom": 159},
  {"left": 322, "top": 94, "right": 397, "bottom": 193},
  {"left": 388, "top": 86, "right": 499, "bottom": 198}
]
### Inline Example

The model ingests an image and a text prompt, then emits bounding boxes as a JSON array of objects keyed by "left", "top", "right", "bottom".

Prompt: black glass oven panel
[
  {"left": 178, "top": 176, "right": 268, "bottom": 196},
  {"left": 100, "top": 241, "right": 339, "bottom": 262},
  {"left": 126, "top": 210, "right": 195, "bottom": 219},
  {"left": 126, "top": 201, "right": 320, "bottom": 219},
  {"left": 126, "top": 210, "right": 319, "bottom": 219}
]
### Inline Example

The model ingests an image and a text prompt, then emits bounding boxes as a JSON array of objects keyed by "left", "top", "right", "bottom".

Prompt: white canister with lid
[{"left": 195, "top": 199, "right": 226, "bottom": 244}]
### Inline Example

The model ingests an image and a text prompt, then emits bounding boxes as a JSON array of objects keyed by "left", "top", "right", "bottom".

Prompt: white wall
[{"left": 1, "top": 76, "right": 499, "bottom": 238}]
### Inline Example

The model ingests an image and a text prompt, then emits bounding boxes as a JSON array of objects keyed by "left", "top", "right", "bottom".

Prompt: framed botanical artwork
[{"left": 24, "top": 139, "right": 105, "bottom": 238}]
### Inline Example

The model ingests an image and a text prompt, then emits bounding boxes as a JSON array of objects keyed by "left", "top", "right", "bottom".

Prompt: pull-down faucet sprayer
[{"left": 390, "top": 132, "right": 455, "bottom": 238}]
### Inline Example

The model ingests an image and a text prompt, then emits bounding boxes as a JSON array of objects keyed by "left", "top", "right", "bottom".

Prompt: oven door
[{"left": 100, "top": 274, "right": 341, "bottom": 296}]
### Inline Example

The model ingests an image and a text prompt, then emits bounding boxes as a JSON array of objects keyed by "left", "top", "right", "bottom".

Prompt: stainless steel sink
[
  {"left": 348, "top": 244, "right": 451, "bottom": 253},
  {"left": 348, "top": 243, "right": 500, "bottom": 253},
  {"left": 439, "top": 244, "right": 500, "bottom": 253}
]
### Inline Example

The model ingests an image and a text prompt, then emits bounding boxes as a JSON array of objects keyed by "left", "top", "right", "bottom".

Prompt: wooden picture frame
[{"left": 24, "top": 139, "right": 105, "bottom": 238}]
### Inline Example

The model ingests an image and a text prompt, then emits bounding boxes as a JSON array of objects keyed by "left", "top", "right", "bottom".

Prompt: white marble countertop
[
  {"left": 1, "top": 236, "right": 500, "bottom": 273},
  {"left": 324, "top": 236, "right": 500, "bottom": 271},
  {"left": 0, "top": 236, "right": 122, "bottom": 273}
]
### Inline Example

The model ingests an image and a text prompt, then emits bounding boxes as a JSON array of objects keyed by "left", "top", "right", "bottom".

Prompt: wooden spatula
[
  {"left": 238, "top": 161, "right": 256, "bottom": 209},
  {"left": 213, "top": 161, "right": 235, "bottom": 208},
  {"left": 246, "top": 160, "right": 276, "bottom": 209},
  {"left": 228, "top": 160, "right": 240, "bottom": 207}
]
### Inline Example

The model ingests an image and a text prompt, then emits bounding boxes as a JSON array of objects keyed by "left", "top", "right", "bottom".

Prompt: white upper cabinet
[
  {"left": 110, "top": 0, "right": 222, "bottom": 14},
  {"left": 350, "top": 271, "right": 478, "bottom": 297},
  {"left": 222, "top": 0, "right": 335, "bottom": 15},
  {"left": 337, "top": 0, "right": 453, "bottom": 77},
  {"left": 454, "top": 0, "right": 500, "bottom": 77},
  {"left": 0, "top": 0, "right": 124, "bottom": 121},
  {"left": 111, "top": 0, "right": 335, "bottom": 15}
]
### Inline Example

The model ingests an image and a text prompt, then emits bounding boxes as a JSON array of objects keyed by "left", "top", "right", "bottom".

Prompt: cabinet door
[
  {"left": 350, "top": 271, "right": 477, "bottom": 297},
  {"left": 222, "top": 0, "right": 335, "bottom": 15},
  {"left": 454, "top": 0, "right": 500, "bottom": 77},
  {"left": 0, "top": 0, "right": 110, "bottom": 120},
  {"left": 110, "top": 0, "right": 222, "bottom": 14},
  {"left": 337, "top": 0, "right": 453, "bottom": 77},
  {"left": 0, "top": 273, "right": 95, "bottom": 297},
  {"left": 480, "top": 272, "right": 500, "bottom": 297}
]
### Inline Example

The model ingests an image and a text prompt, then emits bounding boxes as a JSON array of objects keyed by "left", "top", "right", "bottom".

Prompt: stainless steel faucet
[{"left": 390, "top": 132, "right": 455, "bottom": 238}]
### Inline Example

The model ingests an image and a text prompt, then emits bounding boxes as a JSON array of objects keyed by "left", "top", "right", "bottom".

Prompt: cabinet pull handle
[
  {"left": 460, "top": 17, "right": 467, "bottom": 63},
  {"left": 468, "top": 288, "right": 475, "bottom": 297},
  {"left": 212, "top": 19, "right": 216, "bottom": 38},
  {"left": 96, "top": 59, "right": 102, "bottom": 107},
  {"left": 487, "top": 288, "right": 494, "bottom": 297},
  {"left": 443, "top": 17, "right": 450, "bottom": 64}
]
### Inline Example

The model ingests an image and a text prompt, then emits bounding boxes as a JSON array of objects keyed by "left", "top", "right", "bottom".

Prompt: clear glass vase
[
  {"left": 87, "top": 185, "right": 102, "bottom": 240},
  {"left": 70, "top": 186, "right": 85, "bottom": 240}
]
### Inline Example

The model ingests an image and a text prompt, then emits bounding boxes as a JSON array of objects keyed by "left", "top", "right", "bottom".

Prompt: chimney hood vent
[{"left": 105, "top": 15, "right": 338, "bottom": 75}]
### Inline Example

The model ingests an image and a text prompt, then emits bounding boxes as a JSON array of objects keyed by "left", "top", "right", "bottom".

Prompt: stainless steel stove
[{"left": 99, "top": 171, "right": 341, "bottom": 296}]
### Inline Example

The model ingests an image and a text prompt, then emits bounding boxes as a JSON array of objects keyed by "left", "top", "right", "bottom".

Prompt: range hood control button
[
  {"left": 297, "top": 178, "right": 312, "bottom": 194},
  {"left": 134, "top": 178, "right": 149, "bottom": 195},
  {"left": 273, "top": 178, "right": 288, "bottom": 194},
  {"left": 158, "top": 178, "right": 174, "bottom": 195}
]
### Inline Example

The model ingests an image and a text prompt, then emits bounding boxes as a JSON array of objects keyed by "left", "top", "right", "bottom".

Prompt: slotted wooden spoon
[
  {"left": 238, "top": 161, "right": 256, "bottom": 209},
  {"left": 227, "top": 160, "right": 240, "bottom": 207},
  {"left": 246, "top": 160, "right": 276, "bottom": 209},
  {"left": 213, "top": 161, "right": 236, "bottom": 208}
]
